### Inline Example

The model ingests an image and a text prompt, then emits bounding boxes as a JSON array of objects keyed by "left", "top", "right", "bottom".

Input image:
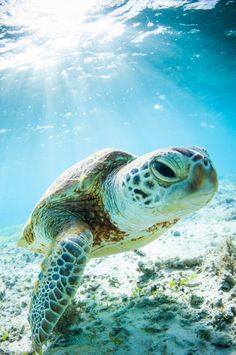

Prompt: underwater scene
[{"left": 0, "top": 0, "right": 236, "bottom": 354}]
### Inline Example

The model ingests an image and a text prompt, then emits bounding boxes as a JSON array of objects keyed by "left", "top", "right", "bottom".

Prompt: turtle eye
[
  {"left": 151, "top": 160, "right": 178, "bottom": 182},
  {"left": 153, "top": 161, "right": 176, "bottom": 178}
]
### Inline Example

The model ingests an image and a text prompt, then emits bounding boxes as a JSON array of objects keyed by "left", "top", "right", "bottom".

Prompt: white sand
[{"left": 0, "top": 178, "right": 235, "bottom": 354}]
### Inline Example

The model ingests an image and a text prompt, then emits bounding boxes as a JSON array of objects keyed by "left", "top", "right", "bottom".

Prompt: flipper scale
[{"left": 30, "top": 224, "right": 93, "bottom": 352}]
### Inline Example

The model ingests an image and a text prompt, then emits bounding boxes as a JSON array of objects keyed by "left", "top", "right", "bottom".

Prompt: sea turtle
[{"left": 18, "top": 146, "right": 218, "bottom": 351}]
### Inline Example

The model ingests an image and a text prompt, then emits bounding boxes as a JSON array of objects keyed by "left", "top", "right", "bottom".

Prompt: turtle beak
[
  {"left": 172, "top": 146, "right": 218, "bottom": 197},
  {"left": 161, "top": 150, "right": 218, "bottom": 215},
  {"left": 187, "top": 158, "right": 218, "bottom": 196}
]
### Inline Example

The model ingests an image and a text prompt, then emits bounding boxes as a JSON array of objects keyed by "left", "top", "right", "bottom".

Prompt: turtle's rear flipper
[{"left": 29, "top": 223, "right": 93, "bottom": 352}]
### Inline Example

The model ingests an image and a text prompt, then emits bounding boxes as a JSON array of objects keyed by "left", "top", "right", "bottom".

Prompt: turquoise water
[{"left": 0, "top": 0, "right": 236, "bottom": 228}]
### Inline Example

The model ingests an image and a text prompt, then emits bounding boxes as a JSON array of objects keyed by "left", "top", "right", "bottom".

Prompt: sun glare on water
[{"left": 0, "top": 0, "right": 125, "bottom": 70}]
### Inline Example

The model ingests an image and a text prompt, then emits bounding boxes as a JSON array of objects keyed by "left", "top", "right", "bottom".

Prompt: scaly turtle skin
[{"left": 18, "top": 147, "right": 218, "bottom": 351}]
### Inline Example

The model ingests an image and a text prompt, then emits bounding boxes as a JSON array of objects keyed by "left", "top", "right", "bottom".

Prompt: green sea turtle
[{"left": 18, "top": 146, "right": 218, "bottom": 351}]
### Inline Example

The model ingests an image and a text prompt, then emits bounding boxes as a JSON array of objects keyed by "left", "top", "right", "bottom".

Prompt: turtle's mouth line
[
  {"left": 188, "top": 190, "right": 216, "bottom": 200},
  {"left": 189, "top": 192, "right": 215, "bottom": 204},
  {"left": 150, "top": 190, "right": 215, "bottom": 216}
]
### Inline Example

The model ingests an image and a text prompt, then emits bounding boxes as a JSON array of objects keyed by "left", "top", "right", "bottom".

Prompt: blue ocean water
[{"left": 0, "top": 0, "right": 236, "bottom": 228}]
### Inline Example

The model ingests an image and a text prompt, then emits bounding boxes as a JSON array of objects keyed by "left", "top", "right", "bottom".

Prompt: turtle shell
[{"left": 18, "top": 148, "right": 135, "bottom": 252}]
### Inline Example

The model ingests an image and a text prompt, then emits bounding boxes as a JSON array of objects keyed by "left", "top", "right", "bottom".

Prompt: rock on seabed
[{"left": 0, "top": 178, "right": 236, "bottom": 355}]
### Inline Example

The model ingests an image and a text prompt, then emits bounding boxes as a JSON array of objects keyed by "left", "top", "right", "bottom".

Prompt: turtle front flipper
[{"left": 30, "top": 222, "right": 93, "bottom": 352}]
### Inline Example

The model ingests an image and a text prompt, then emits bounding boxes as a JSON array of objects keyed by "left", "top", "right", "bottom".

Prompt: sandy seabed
[{"left": 0, "top": 178, "right": 235, "bottom": 355}]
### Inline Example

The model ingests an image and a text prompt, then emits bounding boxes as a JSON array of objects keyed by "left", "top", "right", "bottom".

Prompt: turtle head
[{"left": 105, "top": 146, "right": 218, "bottom": 232}]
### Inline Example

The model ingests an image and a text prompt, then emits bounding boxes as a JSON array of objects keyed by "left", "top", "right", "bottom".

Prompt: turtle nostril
[
  {"left": 192, "top": 154, "right": 209, "bottom": 167},
  {"left": 203, "top": 158, "right": 209, "bottom": 167}
]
